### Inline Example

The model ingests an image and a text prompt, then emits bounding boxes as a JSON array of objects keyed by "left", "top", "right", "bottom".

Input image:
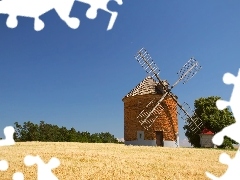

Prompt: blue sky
[{"left": 0, "top": 0, "right": 240, "bottom": 146}]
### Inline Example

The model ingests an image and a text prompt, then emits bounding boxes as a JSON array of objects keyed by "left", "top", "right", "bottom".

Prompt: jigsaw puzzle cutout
[
  {"left": 0, "top": 126, "right": 60, "bottom": 179},
  {"left": 206, "top": 149, "right": 240, "bottom": 180},
  {"left": 0, "top": 160, "right": 8, "bottom": 171},
  {"left": 0, "top": 0, "right": 80, "bottom": 31},
  {"left": 0, "top": 126, "right": 15, "bottom": 146},
  {"left": 76, "top": 0, "right": 123, "bottom": 30},
  {"left": 12, "top": 172, "right": 25, "bottom": 180},
  {"left": 0, "top": 0, "right": 123, "bottom": 31},
  {"left": 206, "top": 69, "right": 240, "bottom": 179},
  {"left": 24, "top": 155, "right": 60, "bottom": 180},
  {"left": 0, "top": 155, "right": 60, "bottom": 180}
]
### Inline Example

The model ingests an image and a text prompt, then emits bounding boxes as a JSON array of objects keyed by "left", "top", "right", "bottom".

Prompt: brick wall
[{"left": 123, "top": 94, "right": 178, "bottom": 141}]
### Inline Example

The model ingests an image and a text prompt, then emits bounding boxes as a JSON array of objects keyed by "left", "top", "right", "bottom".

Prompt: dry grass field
[{"left": 0, "top": 142, "right": 236, "bottom": 180}]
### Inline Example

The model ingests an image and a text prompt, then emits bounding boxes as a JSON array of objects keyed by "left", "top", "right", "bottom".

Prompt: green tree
[
  {"left": 13, "top": 121, "right": 119, "bottom": 144},
  {"left": 183, "top": 96, "right": 237, "bottom": 149},
  {"left": 91, "top": 133, "right": 101, "bottom": 143},
  {"left": 99, "top": 132, "right": 118, "bottom": 143},
  {"left": 13, "top": 122, "right": 22, "bottom": 141}
]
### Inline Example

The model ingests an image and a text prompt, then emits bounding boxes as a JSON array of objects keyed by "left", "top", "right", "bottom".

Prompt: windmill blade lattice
[
  {"left": 176, "top": 102, "right": 204, "bottom": 134},
  {"left": 137, "top": 98, "right": 164, "bottom": 130},
  {"left": 133, "top": 47, "right": 203, "bottom": 134},
  {"left": 134, "top": 48, "right": 160, "bottom": 79},
  {"left": 187, "top": 116, "right": 204, "bottom": 134},
  {"left": 137, "top": 89, "right": 171, "bottom": 130},
  {"left": 177, "top": 58, "right": 202, "bottom": 85},
  {"left": 134, "top": 48, "right": 168, "bottom": 92},
  {"left": 135, "top": 57, "right": 202, "bottom": 131}
]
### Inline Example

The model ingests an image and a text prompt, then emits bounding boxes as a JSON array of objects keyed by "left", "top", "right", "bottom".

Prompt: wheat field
[{"left": 0, "top": 142, "right": 236, "bottom": 180}]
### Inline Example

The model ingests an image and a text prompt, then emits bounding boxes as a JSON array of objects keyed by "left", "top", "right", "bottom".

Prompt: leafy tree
[
  {"left": 13, "top": 122, "right": 22, "bottom": 141},
  {"left": 13, "top": 121, "right": 120, "bottom": 143},
  {"left": 99, "top": 132, "right": 118, "bottom": 143},
  {"left": 183, "top": 96, "right": 237, "bottom": 149},
  {"left": 91, "top": 133, "right": 101, "bottom": 143},
  {"left": 26, "top": 121, "right": 39, "bottom": 141}
]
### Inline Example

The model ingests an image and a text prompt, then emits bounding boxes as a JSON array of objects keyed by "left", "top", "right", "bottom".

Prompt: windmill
[{"left": 134, "top": 48, "right": 204, "bottom": 135}]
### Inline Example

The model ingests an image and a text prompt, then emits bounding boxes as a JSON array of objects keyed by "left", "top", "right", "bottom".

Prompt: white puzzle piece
[
  {"left": 0, "top": 160, "right": 8, "bottom": 171},
  {"left": 212, "top": 69, "right": 240, "bottom": 146},
  {"left": 206, "top": 69, "right": 240, "bottom": 179},
  {"left": 0, "top": 0, "right": 80, "bottom": 31},
  {"left": 206, "top": 148, "right": 240, "bottom": 180},
  {"left": 0, "top": 126, "right": 60, "bottom": 179},
  {"left": 76, "top": 0, "right": 123, "bottom": 30},
  {"left": 0, "top": 126, "right": 15, "bottom": 146},
  {"left": 12, "top": 172, "right": 25, "bottom": 180},
  {"left": 24, "top": 155, "right": 60, "bottom": 180},
  {"left": 0, "top": 0, "right": 123, "bottom": 31}
]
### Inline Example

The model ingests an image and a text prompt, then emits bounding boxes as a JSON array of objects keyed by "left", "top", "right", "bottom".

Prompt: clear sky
[{"left": 0, "top": 0, "right": 239, "bottom": 147}]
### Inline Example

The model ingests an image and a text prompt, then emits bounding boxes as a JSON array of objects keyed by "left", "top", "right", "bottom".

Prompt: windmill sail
[
  {"left": 176, "top": 102, "right": 204, "bottom": 134},
  {"left": 137, "top": 98, "right": 164, "bottom": 130},
  {"left": 134, "top": 47, "right": 203, "bottom": 134},
  {"left": 135, "top": 48, "right": 168, "bottom": 93}
]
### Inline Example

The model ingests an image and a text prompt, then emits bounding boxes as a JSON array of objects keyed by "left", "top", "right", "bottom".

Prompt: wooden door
[{"left": 156, "top": 131, "right": 164, "bottom": 147}]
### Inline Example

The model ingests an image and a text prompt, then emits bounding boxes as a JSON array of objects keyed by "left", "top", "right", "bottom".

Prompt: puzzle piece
[
  {"left": 0, "top": 0, "right": 123, "bottom": 31},
  {"left": 205, "top": 69, "right": 240, "bottom": 179},
  {"left": 206, "top": 148, "right": 240, "bottom": 179},
  {"left": 216, "top": 70, "right": 240, "bottom": 117},
  {"left": 0, "top": 0, "right": 80, "bottom": 31},
  {"left": 24, "top": 155, "right": 60, "bottom": 180},
  {"left": 212, "top": 69, "right": 240, "bottom": 146},
  {"left": 0, "top": 159, "right": 25, "bottom": 180},
  {"left": 76, "top": 0, "right": 123, "bottom": 30},
  {"left": 12, "top": 172, "right": 24, "bottom": 180},
  {"left": 0, "top": 155, "right": 60, "bottom": 180},
  {"left": 0, "top": 126, "right": 15, "bottom": 146},
  {"left": 0, "top": 160, "right": 8, "bottom": 171},
  {"left": 0, "top": 127, "right": 60, "bottom": 179}
]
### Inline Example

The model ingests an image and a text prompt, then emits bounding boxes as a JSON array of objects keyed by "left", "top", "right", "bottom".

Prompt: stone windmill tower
[
  {"left": 122, "top": 48, "right": 204, "bottom": 147},
  {"left": 122, "top": 76, "right": 179, "bottom": 147}
]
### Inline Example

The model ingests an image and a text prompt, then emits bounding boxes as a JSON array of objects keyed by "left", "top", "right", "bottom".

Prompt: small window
[{"left": 137, "top": 131, "right": 144, "bottom": 140}]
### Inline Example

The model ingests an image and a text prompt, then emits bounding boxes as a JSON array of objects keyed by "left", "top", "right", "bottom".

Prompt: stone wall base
[{"left": 124, "top": 140, "right": 179, "bottom": 147}]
